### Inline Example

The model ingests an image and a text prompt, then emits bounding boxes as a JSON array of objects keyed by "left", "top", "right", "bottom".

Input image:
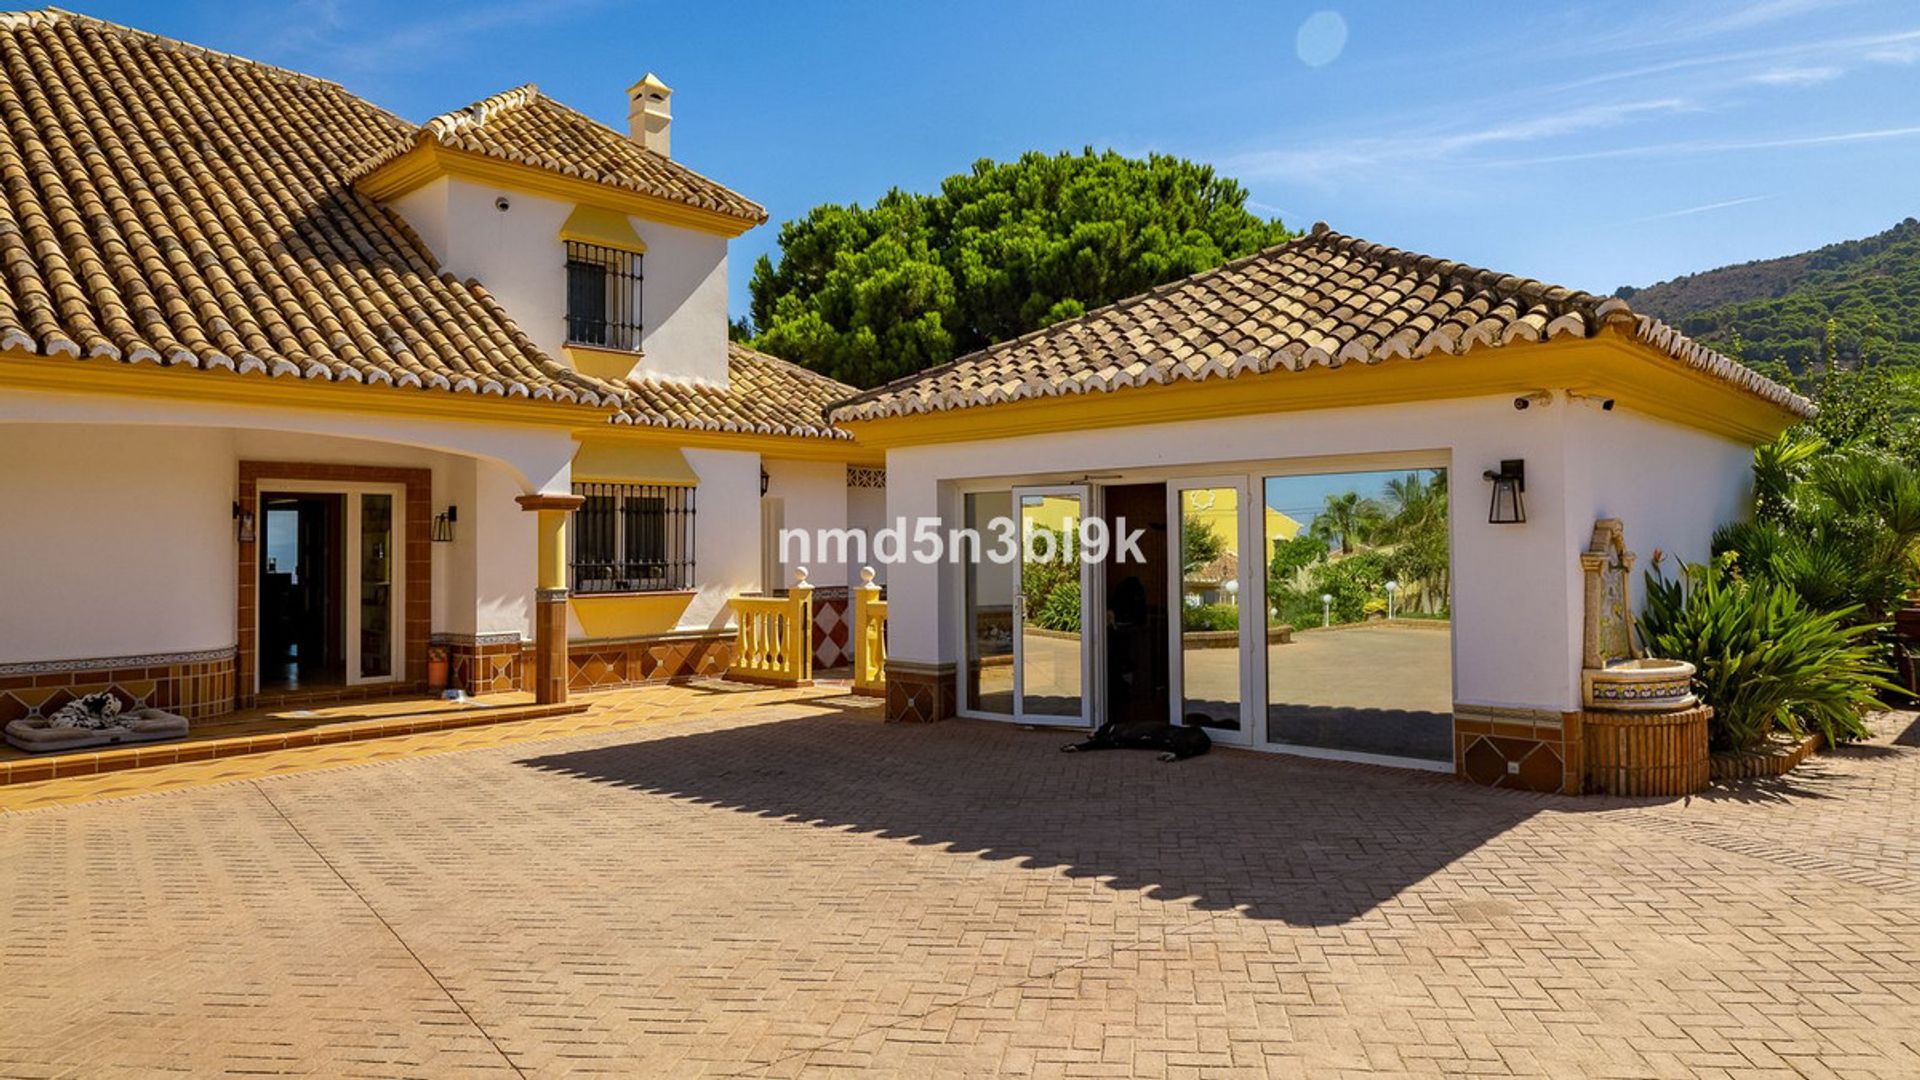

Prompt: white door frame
[
  {"left": 1166, "top": 476, "right": 1256, "bottom": 746},
  {"left": 251, "top": 478, "right": 407, "bottom": 691},
  {"left": 1011, "top": 484, "right": 1093, "bottom": 728}
]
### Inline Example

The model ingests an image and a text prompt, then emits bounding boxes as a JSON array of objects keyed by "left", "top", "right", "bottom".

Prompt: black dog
[{"left": 1061, "top": 715, "right": 1213, "bottom": 762}]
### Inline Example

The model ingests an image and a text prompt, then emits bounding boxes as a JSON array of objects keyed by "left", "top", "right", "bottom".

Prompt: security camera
[
  {"left": 1565, "top": 390, "right": 1616, "bottom": 412},
  {"left": 1512, "top": 390, "right": 1553, "bottom": 411},
  {"left": 1600, "top": 398, "right": 1615, "bottom": 411},
  {"left": 494, "top": 196, "right": 511, "bottom": 212}
]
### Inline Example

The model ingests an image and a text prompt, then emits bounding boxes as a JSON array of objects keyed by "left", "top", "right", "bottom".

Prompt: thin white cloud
[
  {"left": 1866, "top": 42, "right": 1920, "bottom": 64},
  {"left": 1578, "top": 0, "right": 1860, "bottom": 54},
  {"left": 1624, "top": 195, "right": 1771, "bottom": 223},
  {"left": 1746, "top": 65, "right": 1843, "bottom": 85},
  {"left": 250, "top": 0, "right": 603, "bottom": 80},
  {"left": 1496, "top": 124, "right": 1920, "bottom": 167},
  {"left": 1227, "top": 98, "right": 1694, "bottom": 184}
]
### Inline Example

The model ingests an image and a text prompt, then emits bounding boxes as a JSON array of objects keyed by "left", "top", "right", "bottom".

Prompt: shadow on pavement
[{"left": 517, "top": 713, "right": 1548, "bottom": 926}]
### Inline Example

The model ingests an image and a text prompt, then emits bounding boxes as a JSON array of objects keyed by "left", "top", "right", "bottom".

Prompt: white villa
[
  {"left": 0, "top": 11, "right": 880, "bottom": 724},
  {"left": 825, "top": 227, "right": 1811, "bottom": 792},
  {"left": 0, "top": 11, "right": 1813, "bottom": 795}
]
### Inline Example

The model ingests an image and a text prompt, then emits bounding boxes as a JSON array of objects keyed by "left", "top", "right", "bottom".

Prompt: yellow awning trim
[
  {"left": 559, "top": 204, "right": 646, "bottom": 252},
  {"left": 572, "top": 441, "right": 697, "bottom": 484}
]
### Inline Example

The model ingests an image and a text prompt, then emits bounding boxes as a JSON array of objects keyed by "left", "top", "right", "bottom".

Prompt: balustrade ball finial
[
  {"left": 859, "top": 565, "right": 876, "bottom": 585},
  {"left": 793, "top": 566, "right": 809, "bottom": 585}
]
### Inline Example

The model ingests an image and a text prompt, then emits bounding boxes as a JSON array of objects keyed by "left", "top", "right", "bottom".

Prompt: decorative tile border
[
  {"left": 0, "top": 651, "right": 237, "bottom": 724},
  {"left": 568, "top": 631, "right": 733, "bottom": 693},
  {"left": 1453, "top": 704, "right": 1579, "bottom": 795},
  {"left": 0, "top": 646, "right": 236, "bottom": 678},
  {"left": 885, "top": 660, "right": 957, "bottom": 723},
  {"left": 431, "top": 632, "right": 526, "bottom": 647}
]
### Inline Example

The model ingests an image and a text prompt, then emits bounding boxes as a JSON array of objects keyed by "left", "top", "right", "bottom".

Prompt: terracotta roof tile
[
  {"left": 620, "top": 343, "right": 855, "bottom": 440},
  {"left": 827, "top": 224, "right": 1814, "bottom": 423},
  {"left": 0, "top": 8, "right": 628, "bottom": 406},
  {"left": 356, "top": 85, "right": 766, "bottom": 225}
]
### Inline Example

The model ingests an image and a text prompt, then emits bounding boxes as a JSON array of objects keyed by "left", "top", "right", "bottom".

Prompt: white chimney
[{"left": 627, "top": 73, "right": 672, "bottom": 157}]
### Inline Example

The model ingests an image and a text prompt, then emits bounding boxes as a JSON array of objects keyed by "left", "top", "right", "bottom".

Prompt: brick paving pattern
[{"left": 3, "top": 686, "right": 1918, "bottom": 1077}]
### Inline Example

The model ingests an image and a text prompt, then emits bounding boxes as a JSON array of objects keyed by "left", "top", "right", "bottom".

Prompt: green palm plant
[
  {"left": 1640, "top": 556, "right": 1889, "bottom": 752},
  {"left": 1310, "top": 491, "right": 1385, "bottom": 556},
  {"left": 1718, "top": 437, "right": 1920, "bottom": 624}
]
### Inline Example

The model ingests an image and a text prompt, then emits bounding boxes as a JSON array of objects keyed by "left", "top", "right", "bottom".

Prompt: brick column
[{"left": 516, "top": 493, "right": 584, "bottom": 704}]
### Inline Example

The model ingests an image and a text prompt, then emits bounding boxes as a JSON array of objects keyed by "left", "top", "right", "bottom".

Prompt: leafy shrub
[
  {"left": 1181, "top": 602, "right": 1239, "bottom": 632},
  {"left": 1032, "top": 578, "right": 1081, "bottom": 633},
  {"left": 1639, "top": 557, "right": 1889, "bottom": 752},
  {"left": 1717, "top": 438, "right": 1920, "bottom": 625}
]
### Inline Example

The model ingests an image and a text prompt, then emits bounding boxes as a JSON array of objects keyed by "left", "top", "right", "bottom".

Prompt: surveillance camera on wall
[
  {"left": 1565, "top": 390, "right": 1616, "bottom": 412},
  {"left": 494, "top": 196, "right": 511, "bottom": 212},
  {"left": 1512, "top": 390, "right": 1554, "bottom": 411}
]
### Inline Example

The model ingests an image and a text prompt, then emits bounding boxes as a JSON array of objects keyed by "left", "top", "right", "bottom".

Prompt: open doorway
[
  {"left": 260, "top": 493, "right": 345, "bottom": 692},
  {"left": 255, "top": 485, "right": 404, "bottom": 696},
  {"left": 1101, "top": 483, "right": 1169, "bottom": 727}
]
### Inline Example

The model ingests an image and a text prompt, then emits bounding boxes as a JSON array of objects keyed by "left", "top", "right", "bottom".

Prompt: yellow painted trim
[
  {"left": 836, "top": 335, "right": 1801, "bottom": 449},
  {"left": 559, "top": 204, "right": 646, "bottom": 252},
  {"left": 357, "top": 143, "right": 759, "bottom": 238},
  {"left": 563, "top": 343, "right": 642, "bottom": 382},
  {"left": 0, "top": 350, "right": 614, "bottom": 430},
  {"left": 0, "top": 351, "right": 879, "bottom": 461},
  {"left": 572, "top": 439, "right": 699, "bottom": 484},
  {"left": 532, "top": 509, "right": 568, "bottom": 590},
  {"left": 572, "top": 424, "right": 884, "bottom": 465},
  {"left": 570, "top": 592, "right": 697, "bottom": 639}
]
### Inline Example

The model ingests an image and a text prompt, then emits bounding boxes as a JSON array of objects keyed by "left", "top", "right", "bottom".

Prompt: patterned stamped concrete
[{"left": 2, "top": 690, "right": 1919, "bottom": 1078}]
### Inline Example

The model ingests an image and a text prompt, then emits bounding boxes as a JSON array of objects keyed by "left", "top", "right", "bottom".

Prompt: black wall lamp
[
  {"left": 232, "top": 501, "right": 255, "bottom": 544},
  {"left": 1484, "top": 459, "right": 1526, "bottom": 524},
  {"left": 760, "top": 467, "right": 770, "bottom": 497},
  {"left": 432, "top": 505, "right": 458, "bottom": 543}
]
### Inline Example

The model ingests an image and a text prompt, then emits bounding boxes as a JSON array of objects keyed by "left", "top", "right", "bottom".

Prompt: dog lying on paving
[{"left": 1061, "top": 715, "right": 1213, "bottom": 762}]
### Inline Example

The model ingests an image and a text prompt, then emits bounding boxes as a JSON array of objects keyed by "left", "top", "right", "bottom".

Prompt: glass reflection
[
  {"left": 1263, "top": 469, "right": 1452, "bottom": 761},
  {"left": 1017, "top": 493, "right": 1083, "bottom": 719},
  {"left": 965, "top": 491, "right": 1015, "bottom": 714},
  {"left": 1177, "top": 486, "right": 1241, "bottom": 730}
]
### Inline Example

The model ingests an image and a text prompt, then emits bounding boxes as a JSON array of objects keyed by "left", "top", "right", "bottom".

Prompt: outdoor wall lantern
[
  {"left": 232, "top": 501, "right": 255, "bottom": 544},
  {"left": 760, "top": 467, "right": 770, "bottom": 497},
  {"left": 1483, "top": 459, "right": 1527, "bottom": 524},
  {"left": 432, "top": 505, "right": 458, "bottom": 543}
]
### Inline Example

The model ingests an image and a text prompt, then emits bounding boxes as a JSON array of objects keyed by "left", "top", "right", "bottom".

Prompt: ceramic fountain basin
[{"left": 1582, "top": 658, "right": 1698, "bottom": 712}]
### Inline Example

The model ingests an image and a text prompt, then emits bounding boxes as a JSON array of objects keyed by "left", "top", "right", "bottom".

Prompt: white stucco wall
[
  {"left": 391, "top": 177, "right": 730, "bottom": 385},
  {"left": 0, "top": 391, "right": 577, "bottom": 661},
  {"left": 763, "top": 458, "right": 855, "bottom": 588},
  {"left": 0, "top": 424, "right": 236, "bottom": 661},
  {"left": 847, "top": 481, "right": 888, "bottom": 587},
  {"left": 1558, "top": 403, "right": 1754, "bottom": 696},
  {"left": 681, "top": 449, "right": 764, "bottom": 629},
  {"left": 880, "top": 392, "right": 1751, "bottom": 715}
]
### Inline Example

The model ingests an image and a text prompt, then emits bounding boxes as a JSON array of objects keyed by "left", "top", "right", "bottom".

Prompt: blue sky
[{"left": 79, "top": 1, "right": 1920, "bottom": 319}]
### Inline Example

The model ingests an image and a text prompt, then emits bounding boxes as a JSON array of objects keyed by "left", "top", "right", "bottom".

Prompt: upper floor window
[
  {"left": 565, "top": 241, "right": 643, "bottom": 351},
  {"left": 570, "top": 481, "right": 694, "bottom": 594}
]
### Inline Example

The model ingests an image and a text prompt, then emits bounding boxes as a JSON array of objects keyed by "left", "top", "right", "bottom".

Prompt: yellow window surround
[
  {"left": 571, "top": 440, "right": 699, "bottom": 485},
  {"left": 560, "top": 204, "right": 646, "bottom": 253}
]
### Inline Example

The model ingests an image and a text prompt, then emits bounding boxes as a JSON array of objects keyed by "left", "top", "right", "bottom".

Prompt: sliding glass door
[
  {"left": 1012, "top": 486, "right": 1091, "bottom": 726},
  {"left": 1260, "top": 467, "right": 1453, "bottom": 764},
  {"left": 1169, "top": 478, "right": 1252, "bottom": 745}
]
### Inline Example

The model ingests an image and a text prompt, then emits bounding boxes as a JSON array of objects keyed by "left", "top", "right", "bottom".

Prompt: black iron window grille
[
  {"left": 564, "top": 241, "right": 643, "bottom": 351},
  {"left": 570, "top": 482, "right": 694, "bottom": 593}
]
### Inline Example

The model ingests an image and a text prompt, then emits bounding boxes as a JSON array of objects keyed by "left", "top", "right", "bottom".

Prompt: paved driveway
[{"left": 3, "top": 687, "right": 1919, "bottom": 1077}]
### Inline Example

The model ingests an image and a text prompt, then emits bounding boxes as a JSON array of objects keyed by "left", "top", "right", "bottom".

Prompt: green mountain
[{"left": 1615, "top": 218, "right": 1920, "bottom": 373}]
